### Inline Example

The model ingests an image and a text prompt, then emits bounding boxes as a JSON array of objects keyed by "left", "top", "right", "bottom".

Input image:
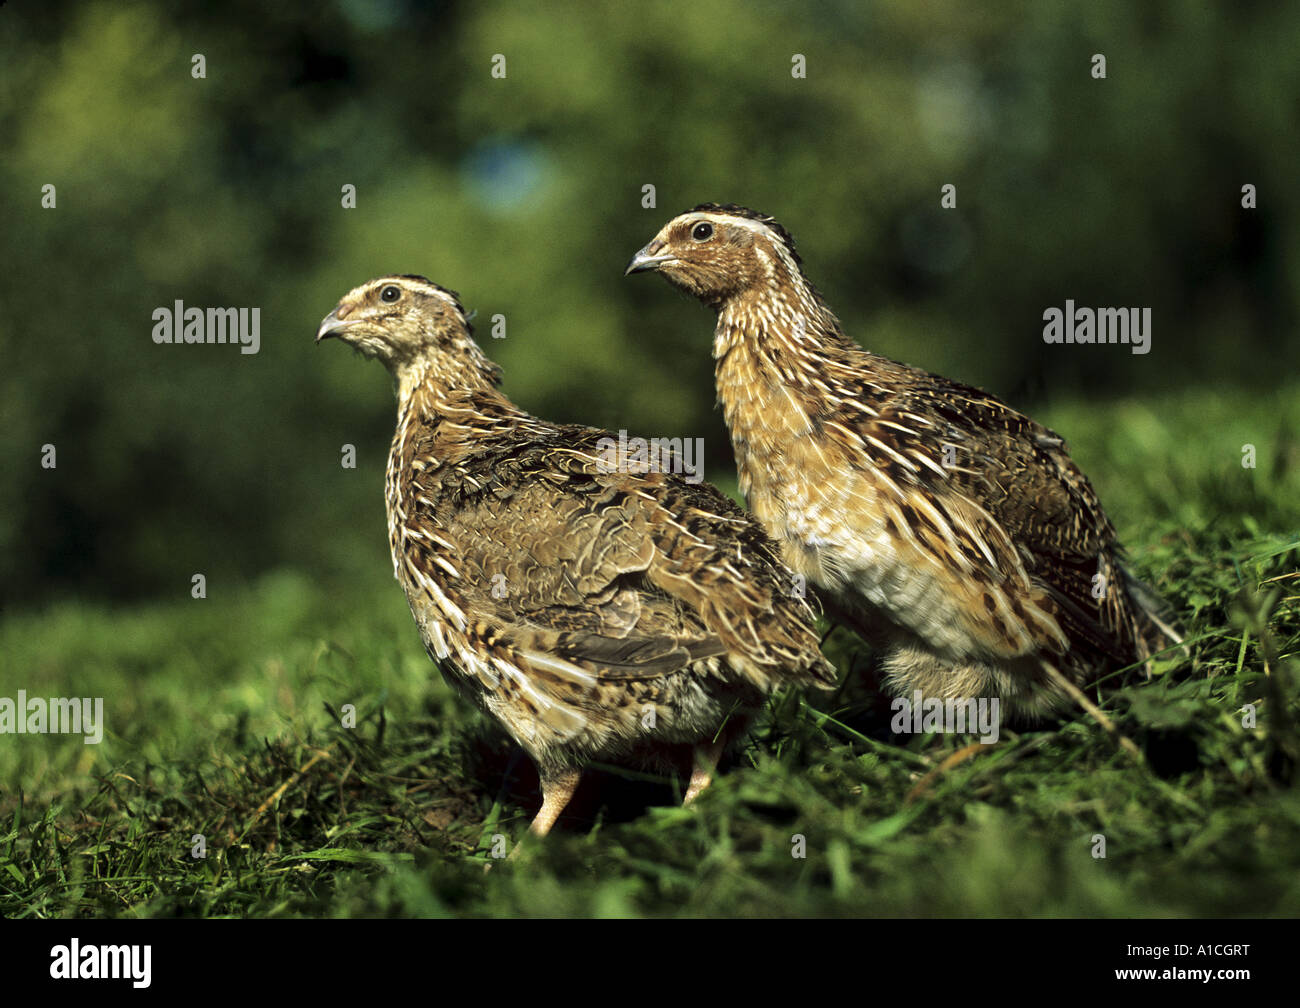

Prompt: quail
[
  {"left": 316, "top": 274, "right": 835, "bottom": 840},
  {"left": 628, "top": 205, "right": 1178, "bottom": 724}
]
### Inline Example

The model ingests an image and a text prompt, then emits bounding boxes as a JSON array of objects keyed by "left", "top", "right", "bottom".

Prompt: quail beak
[
  {"left": 315, "top": 307, "right": 350, "bottom": 344},
  {"left": 625, "top": 239, "right": 676, "bottom": 275}
]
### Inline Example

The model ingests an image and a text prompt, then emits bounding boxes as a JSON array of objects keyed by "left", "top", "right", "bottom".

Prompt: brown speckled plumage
[
  {"left": 317, "top": 274, "right": 834, "bottom": 839},
  {"left": 629, "top": 204, "right": 1178, "bottom": 721}
]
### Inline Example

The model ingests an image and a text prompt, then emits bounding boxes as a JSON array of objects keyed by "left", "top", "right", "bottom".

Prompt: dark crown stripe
[
  {"left": 381, "top": 274, "right": 473, "bottom": 332},
  {"left": 688, "top": 202, "right": 803, "bottom": 267}
]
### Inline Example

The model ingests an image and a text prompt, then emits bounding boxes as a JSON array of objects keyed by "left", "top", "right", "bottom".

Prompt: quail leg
[
  {"left": 684, "top": 739, "right": 725, "bottom": 805},
  {"left": 529, "top": 766, "right": 582, "bottom": 837},
  {"left": 501, "top": 767, "right": 582, "bottom": 865}
]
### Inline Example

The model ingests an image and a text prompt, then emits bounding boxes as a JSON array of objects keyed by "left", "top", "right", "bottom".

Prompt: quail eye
[
  {"left": 380, "top": 285, "right": 401, "bottom": 303},
  {"left": 691, "top": 221, "right": 714, "bottom": 241}
]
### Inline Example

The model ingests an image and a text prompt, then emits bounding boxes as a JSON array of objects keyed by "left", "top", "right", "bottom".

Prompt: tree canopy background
[{"left": 2, "top": 0, "right": 1296, "bottom": 609}]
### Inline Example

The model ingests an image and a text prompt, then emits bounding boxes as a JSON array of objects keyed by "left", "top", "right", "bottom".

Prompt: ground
[{"left": 2, "top": 384, "right": 1297, "bottom": 917}]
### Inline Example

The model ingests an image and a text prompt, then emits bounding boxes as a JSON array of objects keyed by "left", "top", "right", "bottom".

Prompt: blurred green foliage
[{"left": 1, "top": 0, "right": 1297, "bottom": 607}]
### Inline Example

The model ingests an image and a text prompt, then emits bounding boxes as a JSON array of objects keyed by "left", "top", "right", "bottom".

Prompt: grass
[{"left": 2, "top": 383, "right": 1298, "bottom": 917}]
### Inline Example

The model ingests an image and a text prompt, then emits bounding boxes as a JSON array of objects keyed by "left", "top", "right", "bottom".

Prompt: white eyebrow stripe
[
  {"left": 366, "top": 278, "right": 464, "bottom": 314},
  {"left": 686, "top": 212, "right": 801, "bottom": 275},
  {"left": 690, "top": 213, "right": 772, "bottom": 238},
  {"left": 424, "top": 287, "right": 462, "bottom": 310}
]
